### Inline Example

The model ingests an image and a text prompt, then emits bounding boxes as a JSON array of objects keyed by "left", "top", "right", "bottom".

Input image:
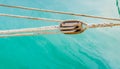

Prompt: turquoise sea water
[{"left": 0, "top": 0, "right": 120, "bottom": 69}]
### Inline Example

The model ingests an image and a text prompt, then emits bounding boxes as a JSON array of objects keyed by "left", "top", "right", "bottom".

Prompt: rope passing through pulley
[
  {"left": 0, "top": 3, "right": 120, "bottom": 37},
  {"left": 59, "top": 20, "right": 120, "bottom": 34},
  {"left": 0, "top": 19, "right": 120, "bottom": 38}
]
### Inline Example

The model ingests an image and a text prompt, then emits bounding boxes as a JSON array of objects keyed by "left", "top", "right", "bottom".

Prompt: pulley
[{"left": 59, "top": 20, "right": 87, "bottom": 34}]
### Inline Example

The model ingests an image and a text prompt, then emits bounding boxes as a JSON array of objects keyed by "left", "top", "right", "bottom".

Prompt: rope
[
  {"left": 0, "top": 25, "right": 59, "bottom": 34},
  {"left": 0, "top": 4, "right": 120, "bottom": 21},
  {"left": 0, "top": 13, "right": 63, "bottom": 22},
  {"left": 0, "top": 31, "right": 61, "bottom": 38},
  {"left": 0, "top": 25, "right": 60, "bottom": 38},
  {"left": 88, "top": 23, "right": 120, "bottom": 28},
  {"left": 0, "top": 22, "right": 120, "bottom": 38}
]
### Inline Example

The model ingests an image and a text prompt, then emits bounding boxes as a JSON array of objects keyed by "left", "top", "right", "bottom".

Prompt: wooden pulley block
[{"left": 59, "top": 20, "right": 86, "bottom": 34}]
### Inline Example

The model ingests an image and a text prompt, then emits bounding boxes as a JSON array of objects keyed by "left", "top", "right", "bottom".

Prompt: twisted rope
[
  {"left": 0, "top": 13, "right": 63, "bottom": 22},
  {"left": 88, "top": 23, "right": 120, "bottom": 28},
  {"left": 0, "top": 4, "right": 120, "bottom": 21}
]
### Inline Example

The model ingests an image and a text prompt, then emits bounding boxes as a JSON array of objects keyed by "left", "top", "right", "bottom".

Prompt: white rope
[
  {"left": 0, "top": 31, "right": 61, "bottom": 38},
  {"left": 0, "top": 22, "right": 120, "bottom": 38},
  {"left": 0, "top": 13, "right": 63, "bottom": 22},
  {"left": 0, "top": 25, "right": 59, "bottom": 34},
  {"left": 0, "top": 4, "right": 120, "bottom": 21}
]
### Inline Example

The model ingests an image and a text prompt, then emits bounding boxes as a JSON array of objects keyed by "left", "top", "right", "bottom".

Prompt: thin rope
[
  {"left": 0, "top": 25, "right": 59, "bottom": 34},
  {"left": 88, "top": 23, "right": 120, "bottom": 28},
  {"left": 0, "top": 13, "right": 63, "bottom": 22},
  {"left": 0, "top": 4, "right": 120, "bottom": 21}
]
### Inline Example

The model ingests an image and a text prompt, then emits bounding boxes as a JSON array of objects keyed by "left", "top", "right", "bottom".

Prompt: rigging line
[
  {"left": 0, "top": 31, "right": 61, "bottom": 38},
  {"left": 0, "top": 4, "right": 120, "bottom": 21},
  {"left": 116, "top": 0, "right": 120, "bottom": 16},
  {"left": 88, "top": 23, "right": 120, "bottom": 28},
  {"left": 0, "top": 13, "right": 63, "bottom": 22},
  {"left": 1, "top": 22, "right": 119, "bottom": 38},
  {"left": 0, "top": 22, "right": 120, "bottom": 38},
  {"left": 0, "top": 25, "right": 59, "bottom": 34},
  {"left": 0, "top": 22, "right": 120, "bottom": 35}
]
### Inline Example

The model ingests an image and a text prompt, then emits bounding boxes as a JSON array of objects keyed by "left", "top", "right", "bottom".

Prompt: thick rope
[
  {"left": 0, "top": 13, "right": 63, "bottom": 22},
  {"left": 0, "top": 31, "right": 61, "bottom": 38},
  {"left": 0, "top": 4, "right": 120, "bottom": 21},
  {"left": 0, "top": 25, "right": 59, "bottom": 34},
  {"left": 0, "top": 23, "right": 120, "bottom": 38}
]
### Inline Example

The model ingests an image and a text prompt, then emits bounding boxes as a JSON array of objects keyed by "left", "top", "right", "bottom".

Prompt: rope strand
[
  {"left": 88, "top": 23, "right": 120, "bottom": 28},
  {"left": 0, "top": 4, "right": 120, "bottom": 21},
  {"left": 0, "top": 13, "right": 63, "bottom": 22}
]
